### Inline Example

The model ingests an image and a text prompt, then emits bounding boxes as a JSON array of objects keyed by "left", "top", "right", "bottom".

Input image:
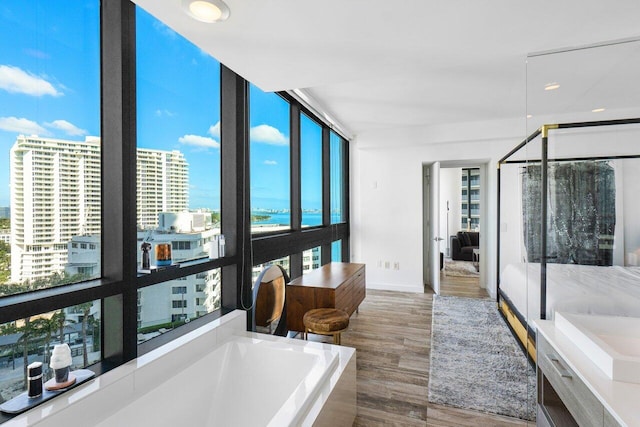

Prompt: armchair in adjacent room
[{"left": 450, "top": 231, "right": 479, "bottom": 261}]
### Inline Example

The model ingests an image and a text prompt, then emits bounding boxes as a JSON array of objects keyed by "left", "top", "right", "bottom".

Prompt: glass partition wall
[
  {"left": 0, "top": 1, "right": 350, "bottom": 410},
  {"left": 499, "top": 38, "right": 640, "bottom": 426}
]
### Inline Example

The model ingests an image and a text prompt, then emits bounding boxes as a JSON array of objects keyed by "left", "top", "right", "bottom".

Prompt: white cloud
[
  {"left": 0, "top": 116, "right": 48, "bottom": 135},
  {"left": 208, "top": 121, "right": 220, "bottom": 139},
  {"left": 44, "top": 119, "right": 87, "bottom": 136},
  {"left": 178, "top": 134, "right": 220, "bottom": 149},
  {"left": 263, "top": 160, "right": 278, "bottom": 165},
  {"left": 155, "top": 109, "right": 176, "bottom": 118},
  {"left": 250, "top": 124, "right": 288, "bottom": 146},
  {"left": 0, "top": 65, "right": 62, "bottom": 97},
  {"left": 24, "top": 49, "right": 50, "bottom": 60}
]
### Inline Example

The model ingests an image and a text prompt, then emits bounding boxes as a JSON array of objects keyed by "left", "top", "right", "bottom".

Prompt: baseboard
[{"left": 366, "top": 282, "right": 424, "bottom": 293}]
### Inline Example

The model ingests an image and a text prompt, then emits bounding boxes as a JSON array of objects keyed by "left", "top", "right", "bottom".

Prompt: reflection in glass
[
  {"left": 249, "top": 84, "right": 290, "bottom": 234},
  {"left": 0, "top": 300, "right": 101, "bottom": 401},
  {"left": 501, "top": 40, "right": 640, "bottom": 425},
  {"left": 301, "top": 114, "right": 322, "bottom": 228},
  {"left": 0, "top": 1, "right": 101, "bottom": 293},
  {"left": 137, "top": 269, "right": 221, "bottom": 343}
]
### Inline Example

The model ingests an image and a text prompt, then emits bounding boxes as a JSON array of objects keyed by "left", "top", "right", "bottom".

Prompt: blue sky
[
  {"left": 0, "top": 1, "right": 100, "bottom": 206},
  {"left": 0, "top": 2, "right": 322, "bottom": 212}
]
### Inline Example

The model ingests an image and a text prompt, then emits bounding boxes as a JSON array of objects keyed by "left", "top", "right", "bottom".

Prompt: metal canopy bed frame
[{"left": 496, "top": 118, "right": 640, "bottom": 361}]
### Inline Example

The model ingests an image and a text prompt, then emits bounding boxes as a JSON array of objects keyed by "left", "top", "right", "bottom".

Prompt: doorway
[{"left": 423, "top": 161, "right": 488, "bottom": 298}]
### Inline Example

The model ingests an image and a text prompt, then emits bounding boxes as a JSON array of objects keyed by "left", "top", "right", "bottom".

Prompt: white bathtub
[
  {"left": 97, "top": 337, "right": 338, "bottom": 427},
  {"left": 6, "top": 311, "right": 356, "bottom": 427}
]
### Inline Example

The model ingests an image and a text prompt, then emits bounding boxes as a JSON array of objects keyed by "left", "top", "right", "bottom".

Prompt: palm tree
[
  {"left": 51, "top": 310, "right": 70, "bottom": 346},
  {"left": 16, "top": 317, "right": 47, "bottom": 388},
  {"left": 88, "top": 316, "right": 100, "bottom": 352},
  {"left": 75, "top": 302, "right": 93, "bottom": 367},
  {"left": 35, "top": 316, "right": 56, "bottom": 366},
  {"left": 18, "top": 317, "right": 31, "bottom": 388}
]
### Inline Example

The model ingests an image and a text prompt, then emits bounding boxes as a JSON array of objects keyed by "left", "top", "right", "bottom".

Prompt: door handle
[{"left": 433, "top": 237, "right": 444, "bottom": 242}]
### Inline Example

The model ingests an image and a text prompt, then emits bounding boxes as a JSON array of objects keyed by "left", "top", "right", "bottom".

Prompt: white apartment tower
[
  {"left": 137, "top": 149, "right": 189, "bottom": 230},
  {"left": 9, "top": 136, "right": 189, "bottom": 284},
  {"left": 10, "top": 136, "right": 101, "bottom": 283}
]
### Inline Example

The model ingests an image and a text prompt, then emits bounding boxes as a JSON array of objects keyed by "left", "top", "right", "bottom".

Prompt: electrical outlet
[
  {"left": 393, "top": 262, "right": 400, "bottom": 270},
  {"left": 384, "top": 261, "right": 390, "bottom": 269}
]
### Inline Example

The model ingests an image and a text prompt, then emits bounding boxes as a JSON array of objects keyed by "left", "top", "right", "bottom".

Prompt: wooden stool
[{"left": 303, "top": 308, "right": 350, "bottom": 345}]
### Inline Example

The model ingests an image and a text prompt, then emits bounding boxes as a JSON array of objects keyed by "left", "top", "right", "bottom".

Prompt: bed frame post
[{"left": 540, "top": 124, "right": 557, "bottom": 320}]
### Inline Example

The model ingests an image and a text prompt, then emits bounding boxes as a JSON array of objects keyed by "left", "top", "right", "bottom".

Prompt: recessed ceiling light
[
  {"left": 526, "top": 114, "right": 532, "bottom": 119},
  {"left": 544, "top": 82, "right": 560, "bottom": 91},
  {"left": 592, "top": 108, "right": 606, "bottom": 113},
  {"left": 182, "top": 0, "right": 230, "bottom": 23}
]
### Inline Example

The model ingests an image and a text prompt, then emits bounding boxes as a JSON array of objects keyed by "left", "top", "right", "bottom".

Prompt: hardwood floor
[
  {"left": 439, "top": 271, "right": 488, "bottom": 299},
  {"left": 338, "top": 275, "right": 533, "bottom": 426}
]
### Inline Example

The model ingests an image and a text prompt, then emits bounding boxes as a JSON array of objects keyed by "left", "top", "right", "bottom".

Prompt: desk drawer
[
  {"left": 537, "top": 334, "right": 603, "bottom": 427},
  {"left": 335, "top": 281, "right": 355, "bottom": 314}
]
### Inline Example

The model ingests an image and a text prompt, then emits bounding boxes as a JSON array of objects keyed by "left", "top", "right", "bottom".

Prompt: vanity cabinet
[
  {"left": 604, "top": 411, "right": 623, "bottom": 427},
  {"left": 537, "top": 333, "right": 622, "bottom": 427}
]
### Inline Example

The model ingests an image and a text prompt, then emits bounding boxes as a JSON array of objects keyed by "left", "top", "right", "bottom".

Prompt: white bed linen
[{"left": 500, "top": 263, "right": 640, "bottom": 330}]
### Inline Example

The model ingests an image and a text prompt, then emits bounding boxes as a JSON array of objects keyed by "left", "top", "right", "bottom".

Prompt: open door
[{"left": 423, "top": 162, "right": 443, "bottom": 294}]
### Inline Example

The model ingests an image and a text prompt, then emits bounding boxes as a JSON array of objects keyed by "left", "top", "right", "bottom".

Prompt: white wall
[
  {"left": 350, "top": 118, "right": 523, "bottom": 296},
  {"left": 499, "top": 163, "right": 525, "bottom": 269},
  {"left": 350, "top": 117, "right": 640, "bottom": 295}
]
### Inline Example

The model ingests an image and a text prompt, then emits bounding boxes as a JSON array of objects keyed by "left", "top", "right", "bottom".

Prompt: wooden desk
[{"left": 286, "top": 262, "right": 366, "bottom": 332}]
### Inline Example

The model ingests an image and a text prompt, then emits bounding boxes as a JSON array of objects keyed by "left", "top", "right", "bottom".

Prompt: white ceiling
[{"left": 133, "top": 0, "right": 640, "bottom": 139}]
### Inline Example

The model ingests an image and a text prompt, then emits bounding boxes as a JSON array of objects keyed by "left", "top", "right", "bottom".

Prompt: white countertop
[{"left": 535, "top": 320, "right": 640, "bottom": 427}]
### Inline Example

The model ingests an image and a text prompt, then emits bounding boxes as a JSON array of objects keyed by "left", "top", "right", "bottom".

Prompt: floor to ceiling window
[
  {"left": 300, "top": 113, "right": 323, "bottom": 228},
  {"left": 249, "top": 84, "right": 291, "bottom": 234},
  {"left": 330, "top": 131, "right": 346, "bottom": 224},
  {"left": 134, "top": 7, "right": 222, "bottom": 339},
  {"left": 0, "top": 0, "right": 101, "bottom": 399},
  {"left": 461, "top": 168, "right": 480, "bottom": 231}
]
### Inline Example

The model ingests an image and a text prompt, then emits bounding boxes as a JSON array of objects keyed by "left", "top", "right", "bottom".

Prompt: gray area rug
[
  {"left": 444, "top": 259, "right": 479, "bottom": 277},
  {"left": 428, "top": 295, "right": 536, "bottom": 421}
]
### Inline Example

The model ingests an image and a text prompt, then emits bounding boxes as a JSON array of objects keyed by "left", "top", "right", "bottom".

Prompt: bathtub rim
[{"left": 4, "top": 310, "right": 355, "bottom": 427}]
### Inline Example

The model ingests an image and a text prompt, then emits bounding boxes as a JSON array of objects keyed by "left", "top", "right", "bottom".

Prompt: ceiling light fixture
[
  {"left": 526, "top": 114, "right": 532, "bottom": 119},
  {"left": 544, "top": 82, "right": 560, "bottom": 91},
  {"left": 592, "top": 108, "right": 606, "bottom": 113},
  {"left": 182, "top": 0, "right": 230, "bottom": 23}
]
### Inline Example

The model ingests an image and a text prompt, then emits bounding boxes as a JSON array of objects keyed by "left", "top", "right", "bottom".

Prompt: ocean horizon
[{"left": 252, "top": 212, "right": 343, "bottom": 227}]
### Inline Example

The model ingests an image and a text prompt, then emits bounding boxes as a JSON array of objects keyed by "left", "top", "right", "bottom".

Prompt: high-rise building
[
  {"left": 9, "top": 136, "right": 189, "bottom": 284},
  {"left": 10, "top": 136, "right": 101, "bottom": 283},
  {"left": 137, "top": 149, "right": 189, "bottom": 230},
  {"left": 136, "top": 212, "right": 220, "bottom": 332},
  {"left": 0, "top": 207, "right": 9, "bottom": 218}
]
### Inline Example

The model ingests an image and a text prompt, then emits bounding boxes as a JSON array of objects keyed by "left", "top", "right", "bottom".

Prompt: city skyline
[{"left": 0, "top": 2, "right": 323, "bottom": 211}]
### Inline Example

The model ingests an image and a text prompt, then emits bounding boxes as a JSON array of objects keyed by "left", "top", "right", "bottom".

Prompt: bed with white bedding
[{"left": 499, "top": 263, "right": 640, "bottom": 331}]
